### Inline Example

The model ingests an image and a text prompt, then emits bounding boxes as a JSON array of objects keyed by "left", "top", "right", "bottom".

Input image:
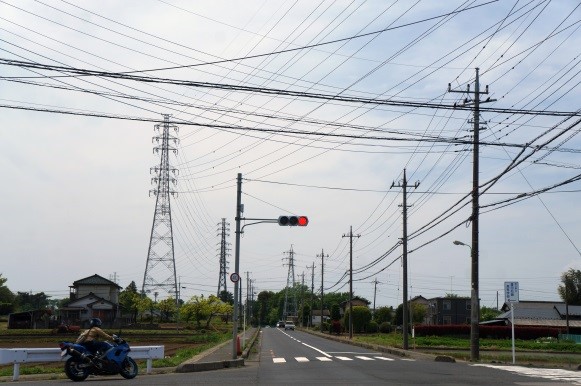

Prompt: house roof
[{"left": 71, "top": 274, "right": 122, "bottom": 289}]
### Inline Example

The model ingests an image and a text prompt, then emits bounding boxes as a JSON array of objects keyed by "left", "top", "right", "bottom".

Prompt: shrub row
[{"left": 414, "top": 324, "right": 562, "bottom": 339}]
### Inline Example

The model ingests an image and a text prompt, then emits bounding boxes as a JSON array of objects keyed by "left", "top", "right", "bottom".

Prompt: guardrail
[{"left": 0, "top": 345, "right": 164, "bottom": 381}]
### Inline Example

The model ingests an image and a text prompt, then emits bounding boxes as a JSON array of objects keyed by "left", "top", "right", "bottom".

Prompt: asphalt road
[{"left": 14, "top": 328, "right": 581, "bottom": 385}]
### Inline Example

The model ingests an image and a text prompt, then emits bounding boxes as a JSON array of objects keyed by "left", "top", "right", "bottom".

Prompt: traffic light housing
[{"left": 278, "top": 215, "right": 308, "bottom": 226}]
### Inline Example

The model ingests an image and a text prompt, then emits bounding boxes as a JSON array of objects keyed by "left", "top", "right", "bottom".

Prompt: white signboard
[{"left": 504, "top": 281, "right": 519, "bottom": 303}]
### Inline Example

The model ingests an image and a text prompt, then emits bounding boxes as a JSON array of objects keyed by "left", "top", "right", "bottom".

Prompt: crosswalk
[
  {"left": 270, "top": 355, "right": 404, "bottom": 364},
  {"left": 474, "top": 364, "right": 581, "bottom": 385}
]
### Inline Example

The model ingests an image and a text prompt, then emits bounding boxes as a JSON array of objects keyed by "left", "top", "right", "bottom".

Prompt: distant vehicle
[
  {"left": 276, "top": 321, "right": 285, "bottom": 328},
  {"left": 284, "top": 322, "right": 295, "bottom": 331}
]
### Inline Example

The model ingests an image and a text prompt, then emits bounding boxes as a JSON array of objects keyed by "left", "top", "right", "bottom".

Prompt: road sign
[
  {"left": 230, "top": 272, "right": 240, "bottom": 283},
  {"left": 504, "top": 281, "right": 519, "bottom": 303}
]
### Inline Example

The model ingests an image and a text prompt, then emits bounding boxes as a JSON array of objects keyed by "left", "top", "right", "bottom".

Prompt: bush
[
  {"left": 321, "top": 322, "right": 330, "bottom": 332},
  {"left": 367, "top": 320, "right": 379, "bottom": 333},
  {"left": 379, "top": 322, "right": 391, "bottom": 333}
]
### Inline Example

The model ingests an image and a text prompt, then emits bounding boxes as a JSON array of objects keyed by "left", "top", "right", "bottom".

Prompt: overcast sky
[{"left": 1, "top": 0, "right": 580, "bottom": 311}]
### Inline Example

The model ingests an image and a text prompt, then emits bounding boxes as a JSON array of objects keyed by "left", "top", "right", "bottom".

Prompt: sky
[{"left": 0, "top": 0, "right": 580, "bottom": 311}]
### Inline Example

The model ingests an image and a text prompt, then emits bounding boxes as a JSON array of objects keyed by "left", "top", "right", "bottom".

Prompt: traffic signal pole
[{"left": 232, "top": 173, "right": 309, "bottom": 359}]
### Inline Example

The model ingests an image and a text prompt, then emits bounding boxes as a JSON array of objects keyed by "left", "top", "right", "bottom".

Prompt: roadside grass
[{"left": 354, "top": 333, "right": 581, "bottom": 352}]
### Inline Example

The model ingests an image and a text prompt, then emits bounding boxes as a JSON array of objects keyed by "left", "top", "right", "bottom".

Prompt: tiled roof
[{"left": 72, "top": 274, "right": 121, "bottom": 288}]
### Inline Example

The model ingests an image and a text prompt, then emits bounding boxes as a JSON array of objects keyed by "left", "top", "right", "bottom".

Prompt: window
[
  {"left": 443, "top": 316, "right": 452, "bottom": 325},
  {"left": 443, "top": 300, "right": 451, "bottom": 311},
  {"left": 466, "top": 302, "right": 471, "bottom": 310}
]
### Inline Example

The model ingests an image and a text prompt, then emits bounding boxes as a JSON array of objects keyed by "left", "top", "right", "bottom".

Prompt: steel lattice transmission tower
[
  {"left": 217, "top": 218, "right": 230, "bottom": 296},
  {"left": 282, "top": 245, "right": 297, "bottom": 320},
  {"left": 142, "top": 114, "right": 179, "bottom": 301}
]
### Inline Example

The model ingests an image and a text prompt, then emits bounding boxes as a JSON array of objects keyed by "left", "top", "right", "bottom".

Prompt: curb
[{"left": 176, "top": 328, "right": 260, "bottom": 373}]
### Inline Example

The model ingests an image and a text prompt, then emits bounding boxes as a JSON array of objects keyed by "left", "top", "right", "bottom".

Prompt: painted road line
[
  {"left": 355, "top": 356, "right": 374, "bottom": 361},
  {"left": 335, "top": 356, "right": 353, "bottom": 361},
  {"left": 375, "top": 356, "right": 394, "bottom": 361},
  {"left": 301, "top": 342, "right": 332, "bottom": 358},
  {"left": 317, "top": 357, "right": 333, "bottom": 361},
  {"left": 295, "top": 357, "right": 309, "bottom": 362},
  {"left": 273, "top": 358, "right": 286, "bottom": 363}
]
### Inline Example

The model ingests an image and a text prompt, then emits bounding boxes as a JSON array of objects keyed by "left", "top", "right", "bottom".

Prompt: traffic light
[{"left": 278, "top": 215, "right": 309, "bottom": 226}]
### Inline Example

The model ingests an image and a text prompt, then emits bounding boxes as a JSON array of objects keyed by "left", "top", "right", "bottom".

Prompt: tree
[
  {"left": 0, "top": 274, "right": 15, "bottom": 314},
  {"left": 158, "top": 297, "right": 177, "bottom": 322},
  {"left": 411, "top": 302, "right": 427, "bottom": 324},
  {"left": 374, "top": 306, "right": 394, "bottom": 324},
  {"left": 180, "top": 295, "right": 232, "bottom": 328},
  {"left": 119, "top": 281, "right": 140, "bottom": 322},
  {"left": 331, "top": 304, "right": 341, "bottom": 321},
  {"left": 218, "top": 290, "right": 234, "bottom": 305},
  {"left": 344, "top": 306, "right": 372, "bottom": 333},
  {"left": 558, "top": 268, "right": 581, "bottom": 333},
  {"left": 14, "top": 292, "right": 49, "bottom": 312},
  {"left": 480, "top": 306, "right": 501, "bottom": 322},
  {"left": 136, "top": 296, "right": 155, "bottom": 322},
  {"left": 558, "top": 269, "right": 581, "bottom": 305},
  {"left": 257, "top": 291, "right": 274, "bottom": 325}
]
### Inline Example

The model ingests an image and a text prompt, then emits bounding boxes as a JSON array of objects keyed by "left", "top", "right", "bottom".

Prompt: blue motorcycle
[{"left": 59, "top": 335, "right": 138, "bottom": 382}]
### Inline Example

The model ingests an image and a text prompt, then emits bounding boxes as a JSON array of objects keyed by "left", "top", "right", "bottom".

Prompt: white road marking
[
  {"left": 374, "top": 356, "right": 394, "bottom": 361},
  {"left": 273, "top": 358, "right": 286, "bottom": 363},
  {"left": 301, "top": 342, "right": 332, "bottom": 357},
  {"left": 335, "top": 356, "right": 353, "bottom": 361},
  {"left": 401, "top": 358, "right": 415, "bottom": 361},
  {"left": 474, "top": 364, "right": 581, "bottom": 385},
  {"left": 317, "top": 357, "right": 333, "bottom": 361},
  {"left": 295, "top": 357, "right": 309, "bottom": 362},
  {"left": 355, "top": 356, "right": 374, "bottom": 361}
]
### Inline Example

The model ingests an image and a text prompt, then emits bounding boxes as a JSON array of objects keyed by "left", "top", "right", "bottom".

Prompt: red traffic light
[{"left": 278, "top": 215, "right": 309, "bottom": 226}]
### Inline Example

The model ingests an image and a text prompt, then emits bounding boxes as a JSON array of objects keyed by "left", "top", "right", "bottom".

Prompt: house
[
  {"left": 484, "top": 301, "right": 581, "bottom": 332},
  {"left": 311, "top": 309, "right": 330, "bottom": 325},
  {"left": 59, "top": 274, "right": 122, "bottom": 328},
  {"left": 425, "top": 296, "right": 471, "bottom": 325},
  {"left": 339, "top": 297, "right": 370, "bottom": 316},
  {"left": 7, "top": 309, "right": 53, "bottom": 329}
]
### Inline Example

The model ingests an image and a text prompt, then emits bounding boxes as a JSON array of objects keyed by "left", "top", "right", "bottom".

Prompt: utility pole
[
  {"left": 232, "top": 173, "right": 242, "bottom": 360},
  {"left": 448, "top": 68, "right": 494, "bottom": 361},
  {"left": 317, "top": 249, "right": 328, "bottom": 332},
  {"left": 372, "top": 278, "right": 381, "bottom": 319},
  {"left": 300, "top": 271, "right": 305, "bottom": 326},
  {"left": 307, "top": 262, "right": 316, "bottom": 327},
  {"left": 391, "top": 168, "right": 419, "bottom": 350},
  {"left": 343, "top": 226, "right": 360, "bottom": 339}
]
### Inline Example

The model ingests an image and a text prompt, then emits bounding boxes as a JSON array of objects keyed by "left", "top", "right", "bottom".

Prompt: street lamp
[{"left": 452, "top": 240, "right": 479, "bottom": 361}]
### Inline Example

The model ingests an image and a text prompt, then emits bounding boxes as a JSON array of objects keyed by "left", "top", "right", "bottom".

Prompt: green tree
[
  {"left": 480, "top": 306, "right": 501, "bottom": 322},
  {"left": 158, "top": 297, "right": 177, "bottom": 322},
  {"left": 331, "top": 304, "right": 341, "bottom": 321},
  {"left": 374, "top": 306, "right": 394, "bottom": 324},
  {"left": 257, "top": 291, "right": 274, "bottom": 325},
  {"left": 0, "top": 274, "right": 15, "bottom": 314},
  {"left": 343, "top": 306, "right": 372, "bottom": 333},
  {"left": 136, "top": 296, "right": 155, "bottom": 322},
  {"left": 181, "top": 295, "right": 232, "bottom": 328},
  {"left": 119, "top": 281, "right": 140, "bottom": 322},
  {"left": 558, "top": 269, "right": 581, "bottom": 305},
  {"left": 218, "top": 290, "right": 234, "bottom": 305},
  {"left": 411, "top": 303, "right": 427, "bottom": 324},
  {"left": 14, "top": 292, "right": 49, "bottom": 312}
]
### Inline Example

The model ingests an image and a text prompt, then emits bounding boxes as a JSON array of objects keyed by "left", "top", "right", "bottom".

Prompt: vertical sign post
[{"left": 504, "top": 281, "right": 519, "bottom": 364}]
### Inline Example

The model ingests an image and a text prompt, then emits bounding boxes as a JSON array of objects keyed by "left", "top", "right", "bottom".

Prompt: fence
[{"left": 0, "top": 345, "right": 164, "bottom": 381}]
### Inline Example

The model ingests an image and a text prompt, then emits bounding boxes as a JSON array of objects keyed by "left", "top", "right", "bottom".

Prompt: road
[{"left": 18, "top": 327, "right": 581, "bottom": 385}]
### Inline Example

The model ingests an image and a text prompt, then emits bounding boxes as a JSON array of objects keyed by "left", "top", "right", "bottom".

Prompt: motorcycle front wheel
[
  {"left": 119, "top": 357, "right": 138, "bottom": 379},
  {"left": 64, "top": 357, "right": 90, "bottom": 382}
]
